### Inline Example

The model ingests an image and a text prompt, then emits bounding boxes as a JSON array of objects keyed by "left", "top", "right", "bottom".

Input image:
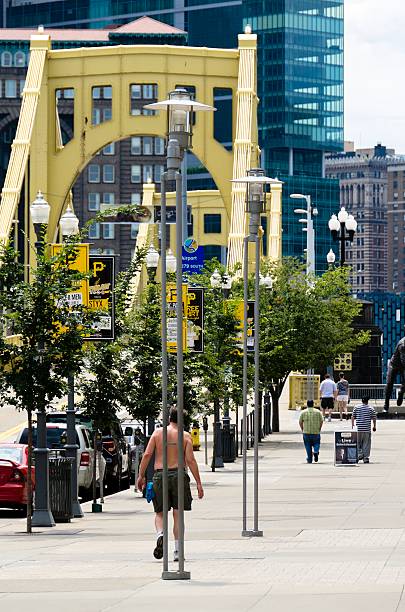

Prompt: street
[
  {"left": 1, "top": 412, "right": 405, "bottom": 611},
  {"left": 0, "top": 404, "right": 26, "bottom": 443}
]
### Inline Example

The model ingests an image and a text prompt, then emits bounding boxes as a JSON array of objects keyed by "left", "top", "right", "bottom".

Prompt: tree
[
  {"left": 0, "top": 238, "right": 96, "bottom": 531},
  {"left": 259, "top": 259, "right": 369, "bottom": 432}
]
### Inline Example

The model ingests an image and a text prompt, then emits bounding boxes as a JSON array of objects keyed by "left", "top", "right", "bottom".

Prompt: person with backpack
[{"left": 336, "top": 372, "right": 350, "bottom": 421}]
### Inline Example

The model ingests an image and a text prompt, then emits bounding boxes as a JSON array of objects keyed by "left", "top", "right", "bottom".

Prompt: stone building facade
[{"left": 325, "top": 144, "right": 393, "bottom": 293}]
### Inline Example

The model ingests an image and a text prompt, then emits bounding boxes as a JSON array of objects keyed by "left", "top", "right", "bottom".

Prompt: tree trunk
[
  {"left": 26, "top": 407, "right": 33, "bottom": 534},
  {"left": 270, "top": 386, "right": 280, "bottom": 433}
]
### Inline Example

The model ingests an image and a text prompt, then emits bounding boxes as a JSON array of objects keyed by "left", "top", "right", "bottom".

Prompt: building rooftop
[{"left": 0, "top": 16, "right": 186, "bottom": 42}]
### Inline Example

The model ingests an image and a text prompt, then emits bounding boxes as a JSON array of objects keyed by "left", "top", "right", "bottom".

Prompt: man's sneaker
[
  {"left": 153, "top": 535, "right": 163, "bottom": 559},
  {"left": 173, "top": 550, "right": 179, "bottom": 562},
  {"left": 363, "top": 458, "right": 370, "bottom": 464},
  {"left": 314, "top": 453, "right": 319, "bottom": 463}
]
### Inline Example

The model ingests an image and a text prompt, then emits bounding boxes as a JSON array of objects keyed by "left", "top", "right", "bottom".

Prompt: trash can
[
  {"left": 222, "top": 424, "right": 236, "bottom": 463},
  {"left": 191, "top": 422, "right": 200, "bottom": 450},
  {"left": 49, "top": 457, "right": 74, "bottom": 523}
]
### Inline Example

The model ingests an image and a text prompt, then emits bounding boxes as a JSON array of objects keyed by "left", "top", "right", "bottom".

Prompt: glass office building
[{"left": 244, "top": 0, "right": 344, "bottom": 272}]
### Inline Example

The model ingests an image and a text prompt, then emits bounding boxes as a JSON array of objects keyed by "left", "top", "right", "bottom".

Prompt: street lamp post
[
  {"left": 290, "top": 193, "right": 318, "bottom": 401},
  {"left": 145, "top": 88, "right": 215, "bottom": 581},
  {"left": 328, "top": 207, "right": 357, "bottom": 266},
  {"left": 232, "top": 170, "right": 280, "bottom": 538},
  {"left": 290, "top": 193, "right": 318, "bottom": 276},
  {"left": 59, "top": 203, "right": 83, "bottom": 519},
  {"left": 30, "top": 191, "right": 55, "bottom": 528},
  {"left": 209, "top": 268, "right": 226, "bottom": 470}
]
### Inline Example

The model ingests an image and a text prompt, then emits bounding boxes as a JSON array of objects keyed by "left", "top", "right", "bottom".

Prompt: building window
[
  {"left": 143, "top": 136, "right": 153, "bottom": 155},
  {"left": 103, "top": 165, "right": 115, "bottom": 183},
  {"left": 92, "top": 108, "right": 101, "bottom": 125},
  {"left": 19, "top": 80, "right": 25, "bottom": 95},
  {"left": 155, "top": 137, "right": 165, "bottom": 155},
  {"left": 131, "top": 165, "right": 141, "bottom": 183},
  {"left": 103, "top": 248, "right": 115, "bottom": 255},
  {"left": 102, "top": 193, "right": 115, "bottom": 206},
  {"left": 88, "top": 223, "right": 100, "bottom": 239},
  {"left": 154, "top": 164, "right": 165, "bottom": 183},
  {"left": 130, "top": 84, "right": 141, "bottom": 99},
  {"left": 5, "top": 80, "right": 16, "bottom": 98},
  {"left": 130, "top": 83, "right": 157, "bottom": 115},
  {"left": 204, "top": 213, "right": 221, "bottom": 233},
  {"left": 102, "top": 143, "right": 115, "bottom": 155},
  {"left": 14, "top": 51, "right": 25, "bottom": 67},
  {"left": 102, "top": 223, "right": 115, "bottom": 239},
  {"left": 103, "top": 108, "right": 112, "bottom": 122},
  {"left": 204, "top": 245, "right": 222, "bottom": 262},
  {"left": 143, "top": 165, "right": 153, "bottom": 183},
  {"left": 1, "top": 52, "right": 12, "bottom": 67},
  {"left": 131, "top": 192, "right": 141, "bottom": 205},
  {"left": 88, "top": 192, "right": 100, "bottom": 211},
  {"left": 143, "top": 84, "right": 154, "bottom": 99},
  {"left": 88, "top": 164, "right": 100, "bottom": 183},
  {"left": 131, "top": 223, "right": 139, "bottom": 239},
  {"left": 131, "top": 137, "right": 141, "bottom": 155}
]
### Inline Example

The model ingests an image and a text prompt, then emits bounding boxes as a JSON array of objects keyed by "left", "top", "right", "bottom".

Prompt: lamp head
[
  {"left": 210, "top": 268, "right": 222, "bottom": 289},
  {"left": 60, "top": 204, "right": 79, "bottom": 237},
  {"left": 221, "top": 272, "right": 232, "bottom": 291},
  {"left": 30, "top": 190, "right": 50, "bottom": 225},
  {"left": 165, "top": 249, "right": 176, "bottom": 274},
  {"left": 327, "top": 248, "right": 336, "bottom": 265},
  {"left": 145, "top": 243, "right": 159, "bottom": 270},
  {"left": 328, "top": 214, "right": 340, "bottom": 233},
  {"left": 337, "top": 207, "right": 348, "bottom": 223}
]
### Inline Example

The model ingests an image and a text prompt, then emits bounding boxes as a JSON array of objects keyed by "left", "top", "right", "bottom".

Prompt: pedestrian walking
[
  {"left": 136, "top": 407, "right": 204, "bottom": 562},
  {"left": 351, "top": 396, "right": 377, "bottom": 463},
  {"left": 336, "top": 372, "right": 350, "bottom": 420},
  {"left": 320, "top": 373, "right": 337, "bottom": 422},
  {"left": 299, "top": 400, "right": 324, "bottom": 463}
]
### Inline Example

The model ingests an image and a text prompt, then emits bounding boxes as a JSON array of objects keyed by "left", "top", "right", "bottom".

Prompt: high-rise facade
[
  {"left": 2, "top": 0, "right": 344, "bottom": 272},
  {"left": 325, "top": 144, "right": 393, "bottom": 293},
  {"left": 386, "top": 158, "right": 405, "bottom": 292}
]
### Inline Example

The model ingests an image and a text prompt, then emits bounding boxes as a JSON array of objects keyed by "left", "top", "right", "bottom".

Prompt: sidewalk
[{"left": 2, "top": 412, "right": 405, "bottom": 611}]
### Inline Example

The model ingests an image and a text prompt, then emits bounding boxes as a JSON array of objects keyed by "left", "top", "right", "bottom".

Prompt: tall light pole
[
  {"left": 232, "top": 170, "right": 280, "bottom": 538},
  {"left": 145, "top": 88, "right": 215, "bottom": 581},
  {"left": 328, "top": 207, "right": 357, "bottom": 266},
  {"left": 30, "top": 191, "right": 55, "bottom": 528},
  {"left": 59, "top": 203, "right": 83, "bottom": 519},
  {"left": 290, "top": 193, "right": 318, "bottom": 276}
]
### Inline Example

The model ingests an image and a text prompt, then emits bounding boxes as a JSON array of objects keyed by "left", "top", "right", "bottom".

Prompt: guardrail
[{"left": 349, "top": 384, "right": 401, "bottom": 402}]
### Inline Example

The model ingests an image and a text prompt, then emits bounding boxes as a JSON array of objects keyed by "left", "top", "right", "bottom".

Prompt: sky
[{"left": 345, "top": 0, "right": 405, "bottom": 153}]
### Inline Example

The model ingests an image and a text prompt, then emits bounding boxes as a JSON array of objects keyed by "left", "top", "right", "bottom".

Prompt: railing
[{"left": 349, "top": 384, "right": 401, "bottom": 402}]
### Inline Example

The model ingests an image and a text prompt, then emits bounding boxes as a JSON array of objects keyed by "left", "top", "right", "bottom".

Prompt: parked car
[
  {"left": 15, "top": 423, "right": 105, "bottom": 501},
  {"left": 121, "top": 420, "right": 146, "bottom": 484},
  {"left": 46, "top": 412, "right": 131, "bottom": 494},
  {"left": 0, "top": 443, "right": 34, "bottom": 513},
  {"left": 102, "top": 420, "right": 131, "bottom": 492}
]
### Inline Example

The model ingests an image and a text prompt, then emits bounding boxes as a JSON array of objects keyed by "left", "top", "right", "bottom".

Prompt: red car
[{"left": 0, "top": 443, "right": 34, "bottom": 512}]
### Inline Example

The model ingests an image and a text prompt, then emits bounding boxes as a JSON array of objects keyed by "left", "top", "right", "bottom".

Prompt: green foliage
[{"left": 0, "top": 237, "right": 96, "bottom": 414}]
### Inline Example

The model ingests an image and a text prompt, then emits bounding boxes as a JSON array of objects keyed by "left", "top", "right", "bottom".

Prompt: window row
[
  {"left": 130, "top": 164, "right": 165, "bottom": 184},
  {"left": 1, "top": 50, "right": 27, "bottom": 68},
  {"left": 88, "top": 192, "right": 142, "bottom": 211},
  {"left": 88, "top": 222, "right": 138, "bottom": 241},
  {"left": 88, "top": 164, "right": 116, "bottom": 184},
  {"left": 0, "top": 79, "right": 25, "bottom": 98},
  {"left": 130, "top": 136, "right": 165, "bottom": 156}
]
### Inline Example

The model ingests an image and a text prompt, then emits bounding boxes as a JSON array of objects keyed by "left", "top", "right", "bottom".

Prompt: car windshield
[
  {"left": 19, "top": 428, "right": 79, "bottom": 448},
  {"left": 0, "top": 446, "right": 23, "bottom": 463}
]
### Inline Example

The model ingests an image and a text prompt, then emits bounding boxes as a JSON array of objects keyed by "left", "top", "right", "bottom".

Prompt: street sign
[
  {"left": 187, "top": 287, "right": 204, "bottom": 352},
  {"left": 167, "top": 283, "right": 188, "bottom": 353},
  {"left": 334, "top": 431, "right": 358, "bottom": 465},
  {"left": 154, "top": 205, "right": 192, "bottom": 224},
  {"left": 51, "top": 243, "right": 89, "bottom": 307},
  {"left": 182, "top": 246, "right": 204, "bottom": 275},
  {"left": 86, "top": 256, "right": 115, "bottom": 341}
]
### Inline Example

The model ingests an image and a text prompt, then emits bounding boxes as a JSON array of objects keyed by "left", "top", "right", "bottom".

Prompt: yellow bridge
[{"left": 0, "top": 27, "right": 282, "bottom": 293}]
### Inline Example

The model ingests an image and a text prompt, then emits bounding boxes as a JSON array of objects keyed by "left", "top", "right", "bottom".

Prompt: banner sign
[
  {"left": 182, "top": 246, "right": 204, "bottom": 275},
  {"left": 335, "top": 431, "right": 358, "bottom": 465},
  {"left": 167, "top": 283, "right": 188, "bottom": 353},
  {"left": 187, "top": 287, "right": 204, "bottom": 352},
  {"left": 87, "top": 256, "right": 115, "bottom": 341},
  {"left": 154, "top": 205, "right": 192, "bottom": 224},
  {"left": 51, "top": 243, "right": 89, "bottom": 308},
  {"left": 233, "top": 300, "right": 255, "bottom": 353}
]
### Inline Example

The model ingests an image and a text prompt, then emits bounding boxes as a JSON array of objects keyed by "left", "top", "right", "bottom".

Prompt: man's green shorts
[{"left": 152, "top": 469, "right": 193, "bottom": 513}]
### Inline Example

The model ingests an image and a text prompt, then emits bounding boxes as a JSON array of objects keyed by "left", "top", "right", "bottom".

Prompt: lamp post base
[
  {"left": 242, "top": 530, "right": 263, "bottom": 538},
  {"left": 32, "top": 509, "right": 55, "bottom": 528},
  {"left": 162, "top": 570, "right": 191, "bottom": 581},
  {"left": 72, "top": 500, "right": 84, "bottom": 518}
]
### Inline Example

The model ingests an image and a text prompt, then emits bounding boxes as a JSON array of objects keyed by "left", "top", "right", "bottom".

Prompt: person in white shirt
[{"left": 320, "top": 373, "right": 337, "bottom": 422}]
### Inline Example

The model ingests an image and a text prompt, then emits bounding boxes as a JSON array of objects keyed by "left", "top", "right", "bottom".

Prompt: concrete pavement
[{"left": 2, "top": 411, "right": 405, "bottom": 611}]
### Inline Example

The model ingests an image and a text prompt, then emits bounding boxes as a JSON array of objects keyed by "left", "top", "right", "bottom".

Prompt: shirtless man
[{"left": 136, "top": 407, "right": 204, "bottom": 562}]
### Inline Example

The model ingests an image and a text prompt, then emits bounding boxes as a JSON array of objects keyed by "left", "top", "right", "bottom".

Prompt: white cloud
[{"left": 345, "top": 0, "right": 405, "bottom": 153}]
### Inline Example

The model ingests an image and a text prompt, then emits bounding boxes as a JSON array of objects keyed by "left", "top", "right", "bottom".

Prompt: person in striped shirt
[{"left": 351, "top": 396, "right": 377, "bottom": 463}]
